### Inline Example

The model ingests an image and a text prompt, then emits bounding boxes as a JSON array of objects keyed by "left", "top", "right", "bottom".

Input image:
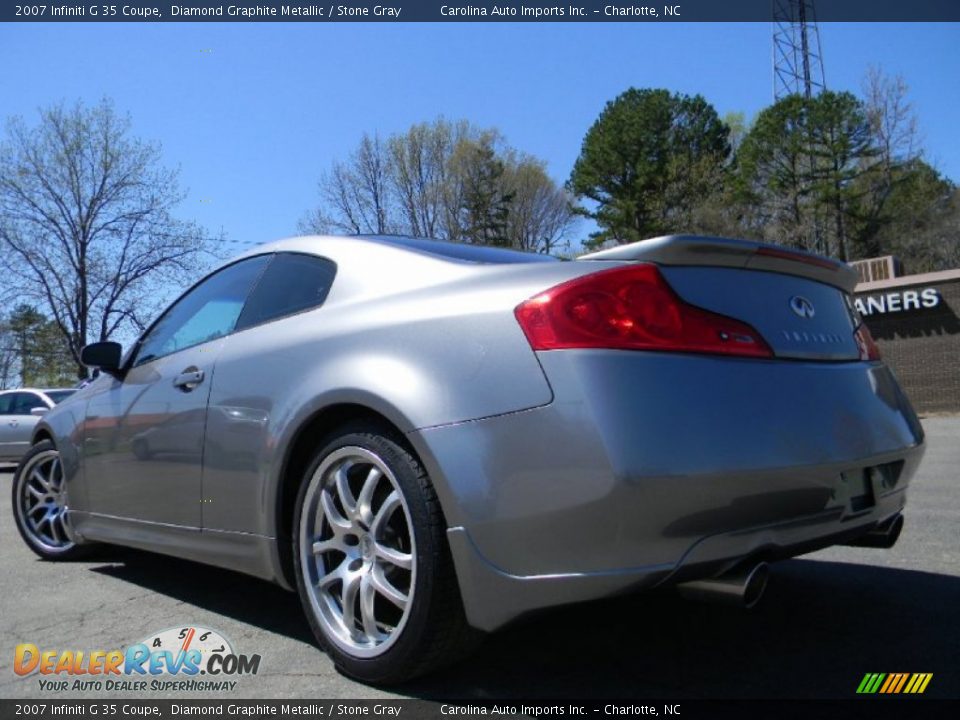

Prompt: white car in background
[{"left": 0, "top": 389, "right": 76, "bottom": 463}]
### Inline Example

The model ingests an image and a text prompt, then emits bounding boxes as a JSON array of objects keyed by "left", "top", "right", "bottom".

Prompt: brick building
[{"left": 853, "top": 265, "right": 960, "bottom": 414}]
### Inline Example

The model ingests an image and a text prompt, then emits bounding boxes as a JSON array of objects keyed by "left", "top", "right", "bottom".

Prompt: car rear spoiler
[{"left": 578, "top": 235, "right": 858, "bottom": 293}]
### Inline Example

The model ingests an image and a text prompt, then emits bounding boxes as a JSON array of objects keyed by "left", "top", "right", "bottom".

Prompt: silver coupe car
[
  {"left": 0, "top": 388, "right": 75, "bottom": 463},
  {"left": 12, "top": 234, "right": 924, "bottom": 683}
]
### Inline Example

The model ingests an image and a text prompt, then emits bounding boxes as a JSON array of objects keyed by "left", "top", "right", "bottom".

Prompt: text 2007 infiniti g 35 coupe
[{"left": 13, "top": 234, "right": 924, "bottom": 682}]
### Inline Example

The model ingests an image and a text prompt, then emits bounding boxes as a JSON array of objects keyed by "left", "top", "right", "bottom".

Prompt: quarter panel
[{"left": 199, "top": 273, "right": 572, "bottom": 534}]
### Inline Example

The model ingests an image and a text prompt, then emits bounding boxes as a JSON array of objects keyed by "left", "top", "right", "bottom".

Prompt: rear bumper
[{"left": 410, "top": 351, "right": 925, "bottom": 631}]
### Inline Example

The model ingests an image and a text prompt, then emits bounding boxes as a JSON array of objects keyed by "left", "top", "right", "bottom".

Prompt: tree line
[
  {"left": 1, "top": 69, "right": 957, "bottom": 386},
  {"left": 0, "top": 305, "right": 76, "bottom": 389},
  {"left": 567, "top": 68, "right": 958, "bottom": 270}
]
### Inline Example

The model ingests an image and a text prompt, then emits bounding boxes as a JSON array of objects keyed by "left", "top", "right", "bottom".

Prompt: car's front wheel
[
  {"left": 293, "top": 423, "right": 477, "bottom": 683},
  {"left": 12, "top": 440, "right": 87, "bottom": 560}
]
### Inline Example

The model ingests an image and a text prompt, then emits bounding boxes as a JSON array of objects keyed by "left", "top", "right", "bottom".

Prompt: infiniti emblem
[{"left": 789, "top": 295, "right": 816, "bottom": 319}]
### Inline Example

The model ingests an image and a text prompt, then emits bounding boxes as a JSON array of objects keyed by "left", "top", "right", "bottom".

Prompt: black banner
[
  {"left": 3, "top": 699, "right": 960, "bottom": 720},
  {"left": 3, "top": 1, "right": 960, "bottom": 23}
]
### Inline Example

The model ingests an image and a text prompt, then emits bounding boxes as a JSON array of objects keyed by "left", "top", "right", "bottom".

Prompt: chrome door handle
[{"left": 173, "top": 369, "right": 205, "bottom": 391}]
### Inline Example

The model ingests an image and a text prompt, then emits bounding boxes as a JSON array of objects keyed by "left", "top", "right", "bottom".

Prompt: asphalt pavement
[{"left": 1, "top": 417, "right": 957, "bottom": 700}]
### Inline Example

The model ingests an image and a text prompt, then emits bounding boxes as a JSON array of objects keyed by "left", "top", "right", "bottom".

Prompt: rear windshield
[
  {"left": 44, "top": 390, "right": 76, "bottom": 404},
  {"left": 364, "top": 236, "right": 559, "bottom": 264}
]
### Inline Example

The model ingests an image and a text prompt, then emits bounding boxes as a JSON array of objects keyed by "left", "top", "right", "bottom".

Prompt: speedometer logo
[{"left": 135, "top": 626, "right": 234, "bottom": 670}]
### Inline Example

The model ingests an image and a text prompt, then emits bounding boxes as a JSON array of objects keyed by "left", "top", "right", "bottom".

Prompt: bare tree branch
[
  {"left": 300, "top": 118, "right": 576, "bottom": 252},
  {"left": 0, "top": 98, "right": 218, "bottom": 378}
]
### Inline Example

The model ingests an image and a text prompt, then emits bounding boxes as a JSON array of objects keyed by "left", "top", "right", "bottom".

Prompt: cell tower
[{"left": 772, "top": 0, "right": 826, "bottom": 100}]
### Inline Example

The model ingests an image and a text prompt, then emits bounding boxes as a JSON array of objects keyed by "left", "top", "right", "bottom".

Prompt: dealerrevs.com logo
[{"left": 14, "top": 626, "right": 261, "bottom": 692}]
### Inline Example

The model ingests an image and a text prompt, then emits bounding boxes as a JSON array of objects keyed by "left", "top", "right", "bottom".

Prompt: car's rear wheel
[
  {"left": 12, "top": 440, "right": 87, "bottom": 560},
  {"left": 131, "top": 438, "right": 152, "bottom": 461},
  {"left": 293, "top": 422, "right": 478, "bottom": 683}
]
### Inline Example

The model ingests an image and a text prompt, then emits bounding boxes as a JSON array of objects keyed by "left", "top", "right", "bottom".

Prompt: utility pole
[
  {"left": 773, "top": 0, "right": 826, "bottom": 100},
  {"left": 773, "top": 0, "right": 828, "bottom": 254}
]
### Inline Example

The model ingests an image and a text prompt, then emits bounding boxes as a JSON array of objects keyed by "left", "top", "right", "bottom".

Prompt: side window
[
  {"left": 0, "top": 394, "right": 13, "bottom": 415},
  {"left": 11, "top": 392, "right": 44, "bottom": 415},
  {"left": 134, "top": 255, "right": 271, "bottom": 366},
  {"left": 236, "top": 253, "right": 336, "bottom": 330}
]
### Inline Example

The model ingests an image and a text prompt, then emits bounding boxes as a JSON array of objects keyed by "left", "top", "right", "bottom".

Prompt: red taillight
[
  {"left": 514, "top": 264, "right": 772, "bottom": 358},
  {"left": 854, "top": 324, "right": 882, "bottom": 361}
]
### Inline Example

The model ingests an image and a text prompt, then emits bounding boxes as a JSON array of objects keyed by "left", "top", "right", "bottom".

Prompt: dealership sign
[{"left": 855, "top": 288, "right": 941, "bottom": 316}]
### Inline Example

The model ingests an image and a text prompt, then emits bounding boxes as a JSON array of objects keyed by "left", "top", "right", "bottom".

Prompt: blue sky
[{"left": 2, "top": 21, "right": 958, "bottom": 254}]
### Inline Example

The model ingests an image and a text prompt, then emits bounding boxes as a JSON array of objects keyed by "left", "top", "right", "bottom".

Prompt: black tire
[
  {"left": 131, "top": 438, "right": 152, "bottom": 461},
  {"left": 12, "top": 440, "right": 90, "bottom": 560},
  {"left": 292, "top": 421, "right": 480, "bottom": 684}
]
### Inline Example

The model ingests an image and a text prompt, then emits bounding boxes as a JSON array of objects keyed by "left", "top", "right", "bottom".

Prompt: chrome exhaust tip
[
  {"left": 677, "top": 561, "right": 769, "bottom": 610},
  {"left": 842, "top": 513, "right": 904, "bottom": 549}
]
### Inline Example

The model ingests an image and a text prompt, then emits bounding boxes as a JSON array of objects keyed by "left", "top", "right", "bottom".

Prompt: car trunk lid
[{"left": 579, "top": 236, "right": 861, "bottom": 361}]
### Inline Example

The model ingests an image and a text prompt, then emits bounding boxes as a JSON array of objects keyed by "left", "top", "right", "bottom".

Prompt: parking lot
[{"left": 1, "top": 417, "right": 957, "bottom": 700}]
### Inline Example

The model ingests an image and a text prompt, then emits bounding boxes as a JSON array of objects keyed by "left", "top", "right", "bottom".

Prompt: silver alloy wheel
[
  {"left": 16, "top": 449, "right": 75, "bottom": 552},
  {"left": 299, "top": 446, "right": 416, "bottom": 658}
]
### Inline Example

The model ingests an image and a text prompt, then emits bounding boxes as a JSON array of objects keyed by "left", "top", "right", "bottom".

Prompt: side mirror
[
  {"left": 30, "top": 407, "right": 48, "bottom": 417},
  {"left": 81, "top": 341, "right": 124, "bottom": 377}
]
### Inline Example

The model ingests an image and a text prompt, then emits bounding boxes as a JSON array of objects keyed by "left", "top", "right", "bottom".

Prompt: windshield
[{"left": 44, "top": 390, "right": 76, "bottom": 405}]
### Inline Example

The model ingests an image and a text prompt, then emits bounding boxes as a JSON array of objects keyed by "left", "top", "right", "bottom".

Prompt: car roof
[
  {"left": 356, "top": 235, "right": 558, "bottom": 264},
  {"left": 217, "top": 234, "right": 583, "bottom": 307},
  {"left": 237, "top": 234, "right": 558, "bottom": 266},
  {"left": 0, "top": 388, "right": 74, "bottom": 394}
]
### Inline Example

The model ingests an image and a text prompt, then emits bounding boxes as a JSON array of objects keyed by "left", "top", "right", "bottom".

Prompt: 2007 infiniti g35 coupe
[{"left": 13, "top": 234, "right": 924, "bottom": 683}]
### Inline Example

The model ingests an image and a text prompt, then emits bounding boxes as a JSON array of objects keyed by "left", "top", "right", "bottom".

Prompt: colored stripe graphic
[
  {"left": 879, "top": 674, "right": 896, "bottom": 693},
  {"left": 858, "top": 673, "right": 932, "bottom": 694},
  {"left": 857, "top": 673, "right": 885, "bottom": 694},
  {"left": 915, "top": 673, "right": 933, "bottom": 694},
  {"left": 892, "top": 673, "right": 909, "bottom": 693}
]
